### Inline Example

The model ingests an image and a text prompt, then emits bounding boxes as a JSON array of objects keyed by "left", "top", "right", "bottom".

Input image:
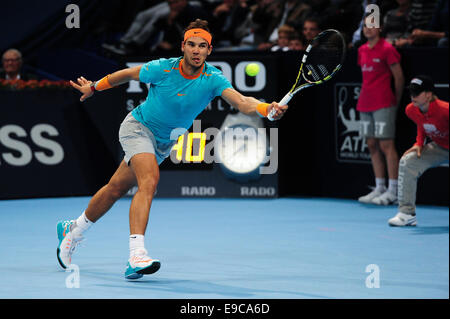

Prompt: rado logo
[
  {"left": 240, "top": 187, "right": 276, "bottom": 196},
  {"left": 181, "top": 186, "right": 216, "bottom": 196}
]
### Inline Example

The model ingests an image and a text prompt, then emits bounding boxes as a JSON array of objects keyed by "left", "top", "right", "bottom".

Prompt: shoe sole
[
  {"left": 389, "top": 224, "right": 417, "bottom": 227},
  {"left": 56, "top": 248, "right": 67, "bottom": 269},
  {"left": 388, "top": 221, "right": 417, "bottom": 227},
  {"left": 125, "top": 272, "right": 144, "bottom": 280},
  {"left": 56, "top": 221, "right": 68, "bottom": 270},
  {"left": 137, "top": 261, "right": 161, "bottom": 275},
  {"left": 373, "top": 200, "right": 398, "bottom": 205},
  {"left": 125, "top": 261, "right": 161, "bottom": 280},
  {"left": 358, "top": 199, "right": 376, "bottom": 204}
]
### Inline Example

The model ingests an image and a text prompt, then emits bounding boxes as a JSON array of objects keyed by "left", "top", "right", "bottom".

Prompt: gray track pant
[{"left": 398, "top": 142, "right": 449, "bottom": 215}]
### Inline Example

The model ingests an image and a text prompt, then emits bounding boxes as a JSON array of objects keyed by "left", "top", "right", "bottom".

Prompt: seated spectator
[
  {"left": 253, "top": 0, "right": 312, "bottom": 49},
  {"left": 319, "top": 0, "right": 364, "bottom": 45},
  {"left": 383, "top": 0, "right": 413, "bottom": 48},
  {"left": 210, "top": 0, "right": 251, "bottom": 48},
  {"left": 270, "top": 24, "right": 296, "bottom": 51},
  {"left": 152, "top": 0, "right": 212, "bottom": 55},
  {"left": 308, "top": 0, "right": 330, "bottom": 15},
  {"left": 93, "top": 0, "right": 162, "bottom": 36},
  {"left": 409, "top": 0, "right": 448, "bottom": 47},
  {"left": 0, "top": 48, "right": 37, "bottom": 81},
  {"left": 302, "top": 16, "right": 322, "bottom": 43},
  {"left": 407, "top": 0, "right": 438, "bottom": 32},
  {"left": 102, "top": 1, "right": 169, "bottom": 56},
  {"left": 288, "top": 31, "right": 306, "bottom": 51},
  {"left": 384, "top": 0, "right": 444, "bottom": 48},
  {"left": 232, "top": 2, "right": 261, "bottom": 50}
]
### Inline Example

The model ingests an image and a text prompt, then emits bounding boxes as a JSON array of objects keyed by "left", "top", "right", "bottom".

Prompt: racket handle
[{"left": 267, "top": 93, "right": 292, "bottom": 121}]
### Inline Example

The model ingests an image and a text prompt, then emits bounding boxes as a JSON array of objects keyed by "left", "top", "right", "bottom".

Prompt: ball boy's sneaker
[
  {"left": 56, "top": 220, "right": 83, "bottom": 269},
  {"left": 388, "top": 212, "right": 417, "bottom": 227},
  {"left": 125, "top": 249, "right": 161, "bottom": 280},
  {"left": 372, "top": 190, "right": 398, "bottom": 205},
  {"left": 358, "top": 188, "right": 386, "bottom": 204}
]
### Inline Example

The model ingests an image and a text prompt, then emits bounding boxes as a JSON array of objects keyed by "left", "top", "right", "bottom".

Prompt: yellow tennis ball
[{"left": 245, "top": 63, "right": 260, "bottom": 76}]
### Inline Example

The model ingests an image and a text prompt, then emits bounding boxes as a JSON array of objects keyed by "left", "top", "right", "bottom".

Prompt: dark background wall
[
  {"left": 1, "top": 50, "right": 448, "bottom": 205},
  {"left": 0, "top": 1, "right": 448, "bottom": 205}
]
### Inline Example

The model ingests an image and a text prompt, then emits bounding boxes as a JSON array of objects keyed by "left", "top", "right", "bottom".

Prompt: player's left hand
[
  {"left": 70, "top": 76, "right": 94, "bottom": 102},
  {"left": 268, "top": 102, "right": 288, "bottom": 120}
]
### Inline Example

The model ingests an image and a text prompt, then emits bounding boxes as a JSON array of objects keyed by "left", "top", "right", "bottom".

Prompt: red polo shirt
[
  {"left": 357, "top": 38, "right": 400, "bottom": 112},
  {"left": 406, "top": 99, "right": 449, "bottom": 149}
]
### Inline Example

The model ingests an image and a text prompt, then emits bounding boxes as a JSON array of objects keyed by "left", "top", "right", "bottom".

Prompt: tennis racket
[{"left": 268, "top": 29, "right": 346, "bottom": 121}]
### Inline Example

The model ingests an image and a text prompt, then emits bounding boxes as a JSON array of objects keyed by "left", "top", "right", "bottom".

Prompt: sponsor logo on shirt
[
  {"left": 423, "top": 123, "right": 437, "bottom": 134},
  {"left": 423, "top": 123, "right": 449, "bottom": 138},
  {"left": 361, "top": 64, "right": 374, "bottom": 72}
]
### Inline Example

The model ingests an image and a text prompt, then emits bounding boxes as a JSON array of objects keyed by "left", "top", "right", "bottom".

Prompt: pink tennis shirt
[{"left": 357, "top": 38, "right": 400, "bottom": 112}]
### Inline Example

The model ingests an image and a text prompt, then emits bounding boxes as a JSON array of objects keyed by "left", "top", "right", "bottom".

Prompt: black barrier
[
  {"left": 0, "top": 90, "right": 118, "bottom": 199},
  {"left": 0, "top": 48, "right": 448, "bottom": 205}
]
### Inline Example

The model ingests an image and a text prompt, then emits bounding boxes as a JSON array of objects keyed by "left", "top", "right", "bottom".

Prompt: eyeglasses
[{"left": 2, "top": 58, "right": 21, "bottom": 63}]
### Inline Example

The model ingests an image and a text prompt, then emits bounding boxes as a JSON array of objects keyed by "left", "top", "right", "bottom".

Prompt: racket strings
[
  {"left": 288, "top": 30, "right": 346, "bottom": 95},
  {"left": 304, "top": 32, "right": 345, "bottom": 82},
  {"left": 305, "top": 65, "right": 321, "bottom": 82}
]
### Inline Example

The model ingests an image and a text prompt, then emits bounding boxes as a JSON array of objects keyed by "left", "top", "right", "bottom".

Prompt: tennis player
[
  {"left": 388, "top": 76, "right": 449, "bottom": 226},
  {"left": 58, "top": 19, "right": 288, "bottom": 279}
]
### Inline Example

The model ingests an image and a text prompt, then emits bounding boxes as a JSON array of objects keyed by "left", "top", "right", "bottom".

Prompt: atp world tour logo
[{"left": 335, "top": 83, "right": 371, "bottom": 163}]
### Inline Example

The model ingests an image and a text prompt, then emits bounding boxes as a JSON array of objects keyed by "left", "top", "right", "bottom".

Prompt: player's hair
[
  {"left": 184, "top": 19, "right": 212, "bottom": 46},
  {"left": 184, "top": 19, "right": 211, "bottom": 33}
]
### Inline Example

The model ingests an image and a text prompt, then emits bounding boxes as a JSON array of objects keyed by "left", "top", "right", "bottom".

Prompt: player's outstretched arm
[
  {"left": 221, "top": 88, "right": 288, "bottom": 120},
  {"left": 70, "top": 65, "right": 142, "bottom": 102}
]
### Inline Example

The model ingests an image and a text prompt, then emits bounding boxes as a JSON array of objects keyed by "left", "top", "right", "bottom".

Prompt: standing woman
[{"left": 357, "top": 19, "right": 405, "bottom": 205}]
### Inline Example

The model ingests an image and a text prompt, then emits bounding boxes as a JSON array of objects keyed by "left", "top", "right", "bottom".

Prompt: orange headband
[{"left": 184, "top": 28, "right": 212, "bottom": 45}]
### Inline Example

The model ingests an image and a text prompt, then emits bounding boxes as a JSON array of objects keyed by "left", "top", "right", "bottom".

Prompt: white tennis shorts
[{"left": 118, "top": 112, "right": 175, "bottom": 165}]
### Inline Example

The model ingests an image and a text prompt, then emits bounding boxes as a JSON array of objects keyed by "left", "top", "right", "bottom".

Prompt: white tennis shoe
[
  {"left": 372, "top": 190, "right": 398, "bottom": 205},
  {"left": 358, "top": 188, "right": 386, "bottom": 204},
  {"left": 125, "top": 248, "right": 161, "bottom": 279},
  {"left": 388, "top": 212, "right": 417, "bottom": 227},
  {"left": 56, "top": 220, "right": 84, "bottom": 269}
]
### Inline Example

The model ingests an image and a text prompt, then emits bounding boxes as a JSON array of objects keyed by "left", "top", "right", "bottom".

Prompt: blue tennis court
[{"left": 0, "top": 196, "right": 447, "bottom": 299}]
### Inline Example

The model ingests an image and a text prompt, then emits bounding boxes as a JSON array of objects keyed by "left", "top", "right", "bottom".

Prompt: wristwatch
[{"left": 90, "top": 82, "right": 96, "bottom": 92}]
